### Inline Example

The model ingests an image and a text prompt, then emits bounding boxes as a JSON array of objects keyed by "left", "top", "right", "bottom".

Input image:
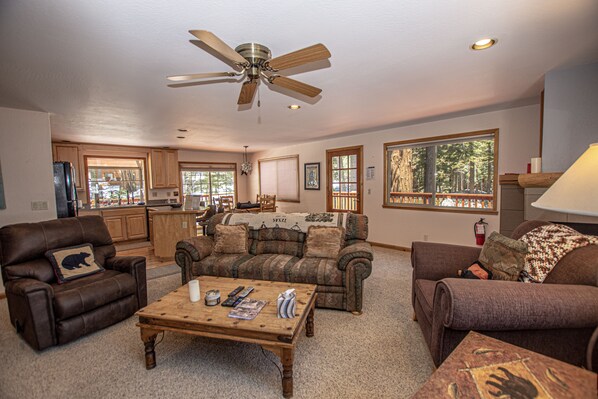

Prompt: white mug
[
  {"left": 531, "top": 157, "right": 542, "bottom": 173},
  {"left": 188, "top": 280, "right": 200, "bottom": 302}
]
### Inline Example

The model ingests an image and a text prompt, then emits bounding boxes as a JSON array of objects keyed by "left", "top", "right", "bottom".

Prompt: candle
[
  {"left": 531, "top": 157, "right": 542, "bottom": 173},
  {"left": 188, "top": 280, "right": 200, "bottom": 302}
]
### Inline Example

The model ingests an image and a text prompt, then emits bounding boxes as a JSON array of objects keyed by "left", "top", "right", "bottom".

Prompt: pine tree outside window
[{"left": 383, "top": 129, "right": 498, "bottom": 212}]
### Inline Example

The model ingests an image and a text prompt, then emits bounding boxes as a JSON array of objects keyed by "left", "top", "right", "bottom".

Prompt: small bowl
[{"left": 170, "top": 203, "right": 183, "bottom": 208}]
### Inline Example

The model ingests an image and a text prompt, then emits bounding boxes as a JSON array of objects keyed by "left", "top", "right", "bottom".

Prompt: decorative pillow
[
  {"left": 45, "top": 243, "right": 104, "bottom": 284},
  {"left": 304, "top": 226, "right": 345, "bottom": 259},
  {"left": 478, "top": 231, "right": 528, "bottom": 281},
  {"left": 458, "top": 261, "right": 493, "bottom": 280},
  {"left": 213, "top": 224, "right": 249, "bottom": 254},
  {"left": 519, "top": 224, "right": 598, "bottom": 283}
]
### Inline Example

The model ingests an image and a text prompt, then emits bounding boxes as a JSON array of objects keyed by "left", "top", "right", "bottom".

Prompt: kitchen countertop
[{"left": 147, "top": 207, "right": 206, "bottom": 215}]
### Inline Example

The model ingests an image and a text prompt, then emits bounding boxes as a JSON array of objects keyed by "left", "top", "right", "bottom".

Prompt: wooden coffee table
[{"left": 136, "top": 276, "right": 317, "bottom": 398}]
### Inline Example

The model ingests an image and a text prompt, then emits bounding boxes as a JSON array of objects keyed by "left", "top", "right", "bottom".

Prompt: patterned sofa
[{"left": 175, "top": 212, "right": 373, "bottom": 313}]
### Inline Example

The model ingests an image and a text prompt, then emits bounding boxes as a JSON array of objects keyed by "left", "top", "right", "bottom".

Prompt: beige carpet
[{"left": 0, "top": 248, "right": 434, "bottom": 398}]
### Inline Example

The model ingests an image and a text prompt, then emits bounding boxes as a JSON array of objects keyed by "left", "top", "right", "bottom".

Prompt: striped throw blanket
[{"left": 221, "top": 212, "right": 347, "bottom": 233}]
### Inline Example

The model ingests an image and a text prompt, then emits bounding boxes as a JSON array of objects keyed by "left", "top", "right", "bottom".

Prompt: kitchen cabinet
[
  {"left": 53, "top": 143, "right": 84, "bottom": 188},
  {"left": 100, "top": 207, "right": 147, "bottom": 242},
  {"left": 149, "top": 149, "right": 179, "bottom": 189}
]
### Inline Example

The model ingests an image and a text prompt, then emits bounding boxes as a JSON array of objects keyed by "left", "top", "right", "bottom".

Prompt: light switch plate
[{"left": 31, "top": 201, "right": 48, "bottom": 211}]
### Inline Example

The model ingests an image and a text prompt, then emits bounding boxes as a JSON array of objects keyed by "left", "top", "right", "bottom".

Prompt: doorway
[{"left": 326, "top": 146, "right": 363, "bottom": 213}]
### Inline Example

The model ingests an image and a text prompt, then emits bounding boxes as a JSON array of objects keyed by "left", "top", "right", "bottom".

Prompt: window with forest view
[
  {"left": 384, "top": 130, "right": 498, "bottom": 211},
  {"left": 180, "top": 163, "right": 236, "bottom": 206},
  {"left": 87, "top": 157, "right": 146, "bottom": 208}
]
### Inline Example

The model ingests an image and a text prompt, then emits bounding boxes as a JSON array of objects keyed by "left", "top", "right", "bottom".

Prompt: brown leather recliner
[{"left": 0, "top": 215, "right": 147, "bottom": 350}]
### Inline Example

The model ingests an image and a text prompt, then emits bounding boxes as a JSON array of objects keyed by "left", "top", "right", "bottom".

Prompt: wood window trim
[
  {"left": 178, "top": 161, "right": 238, "bottom": 204},
  {"left": 84, "top": 155, "right": 149, "bottom": 206},
  {"left": 326, "top": 145, "right": 363, "bottom": 213},
  {"left": 258, "top": 154, "right": 300, "bottom": 203},
  {"left": 383, "top": 129, "right": 499, "bottom": 214}
]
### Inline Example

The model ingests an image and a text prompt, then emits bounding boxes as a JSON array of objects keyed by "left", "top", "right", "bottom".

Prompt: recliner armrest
[
  {"left": 411, "top": 241, "right": 481, "bottom": 281},
  {"left": 435, "top": 278, "right": 598, "bottom": 331},
  {"left": 5, "top": 278, "right": 56, "bottom": 350},
  {"left": 105, "top": 256, "right": 147, "bottom": 308}
]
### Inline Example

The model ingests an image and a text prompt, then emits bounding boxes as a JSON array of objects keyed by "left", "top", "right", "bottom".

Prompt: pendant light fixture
[{"left": 241, "top": 145, "right": 252, "bottom": 175}]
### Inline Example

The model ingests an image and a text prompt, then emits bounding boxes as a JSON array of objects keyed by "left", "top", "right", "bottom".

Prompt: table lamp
[{"left": 532, "top": 143, "right": 598, "bottom": 217}]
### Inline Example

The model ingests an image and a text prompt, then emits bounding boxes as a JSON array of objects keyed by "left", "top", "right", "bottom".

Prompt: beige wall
[
  {"left": 0, "top": 107, "right": 56, "bottom": 227},
  {"left": 178, "top": 149, "right": 249, "bottom": 202},
  {"left": 248, "top": 104, "right": 540, "bottom": 248}
]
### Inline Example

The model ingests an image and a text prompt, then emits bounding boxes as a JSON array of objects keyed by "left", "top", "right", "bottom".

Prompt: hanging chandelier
[{"left": 241, "top": 145, "right": 252, "bottom": 175}]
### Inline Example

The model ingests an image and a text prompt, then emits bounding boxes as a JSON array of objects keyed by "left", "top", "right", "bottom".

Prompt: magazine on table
[{"left": 228, "top": 298, "right": 268, "bottom": 320}]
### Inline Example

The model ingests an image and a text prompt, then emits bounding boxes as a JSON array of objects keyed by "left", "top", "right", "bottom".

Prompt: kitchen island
[{"left": 148, "top": 207, "right": 205, "bottom": 259}]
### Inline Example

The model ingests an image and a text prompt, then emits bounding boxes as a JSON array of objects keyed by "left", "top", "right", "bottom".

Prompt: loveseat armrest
[
  {"left": 337, "top": 242, "right": 374, "bottom": 271},
  {"left": 5, "top": 278, "right": 56, "bottom": 350},
  {"left": 411, "top": 242, "right": 481, "bottom": 282},
  {"left": 175, "top": 236, "right": 214, "bottom": 285},
  {"left": 435, "top": 279, "right": 598, "bottom": 331},
  {"left": 105, "top": 256, "right": 147, "bottom": 308}
]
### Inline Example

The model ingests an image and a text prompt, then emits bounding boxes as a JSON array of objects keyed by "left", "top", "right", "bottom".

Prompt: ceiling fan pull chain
[{"left": 257, "top": 84, "right": 261, "bottom": 107}]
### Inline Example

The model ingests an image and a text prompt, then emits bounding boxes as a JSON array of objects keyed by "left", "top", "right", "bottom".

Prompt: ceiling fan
[{"left": 168, "top": 30, "right": 331, "bottom": 105}]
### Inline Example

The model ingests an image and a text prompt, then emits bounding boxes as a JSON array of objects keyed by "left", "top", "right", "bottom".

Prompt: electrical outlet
[
  {"left": 166, "top": 192, "right": 171, "bottom": 197},
  {"left": 31, "top": 201, "right": 48, "bottom": 211},
  {"left": 367, "top": 188, "right": 371, "bottom": 195},
  {"left": 423, "top": 234, "right": 429, "bottom": 242},
  {"left": 152, "top": 192, "right": 158, "bottom": 197},
  {"left": 182, "top": 221, "right": 188, "bottom": 228}
]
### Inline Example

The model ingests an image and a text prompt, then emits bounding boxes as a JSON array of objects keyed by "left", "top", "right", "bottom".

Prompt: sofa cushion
[
  {"left": 52, "top": 270, "right": 136, "bottom": 320},
  {"left": 414, "top": 279, "right": 436, "bottom": 324},
  {"left": 45, "top": 243, "right": 105, "bottom": 284},
  {"left": 250, "top": 228, "right": 305, "bottom": 257},
  {"left": 236, "top": 254, "right": 300, "bottom": 282},
  {"left": 288, "top": 257, "right": 343, "bottom": 286},
  {"left": 304, "top": 226, "right": 345, "bottom": 259},
  {"left": 195, "top": 253, "right": 254, "bottom": 278},
  {"left": 213, "top": 224, "right": 249, "bottom": 254},
  {"left": 478, "top": 231, "right": 527, "bottom": 281}
]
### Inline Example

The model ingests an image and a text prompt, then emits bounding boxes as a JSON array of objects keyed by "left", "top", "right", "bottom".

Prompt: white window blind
[{"left": 259, "top": 155, "right": 299, "bottom": 202}]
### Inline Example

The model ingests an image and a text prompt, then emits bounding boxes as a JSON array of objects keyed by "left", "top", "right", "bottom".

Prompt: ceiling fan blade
[
  {"left": 267, "top": 44, "right": 331, "bottom": 71},
  {"left": 189, "top": 30, "right": 248, "bottom": 66},
  {"left": 167, "top": 72, "right": 237, "bottom": 82},
  {"left": 237, "top": 81, "right": 258, "bottom": 105},
  {"left": 269, "top": 76, "right": 322, "bottom": 97}
]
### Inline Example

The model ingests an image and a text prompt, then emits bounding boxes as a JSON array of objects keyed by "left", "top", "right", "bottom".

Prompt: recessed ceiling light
[
  {"left": 288, "top": 105, "right": 301, "bottom": 110},
  {"left": 176, "top": 136, "right": 185, "bottom": 139},
  {"left": 471, "top": 38, "right": 497, "bottom": 50},
  {"left": 177, "top": 128, "right": 188, "bottom": 132}
]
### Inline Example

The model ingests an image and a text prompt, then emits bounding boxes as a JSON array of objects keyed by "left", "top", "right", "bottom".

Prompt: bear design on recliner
[{"left": 61, "top": 252, "right": 92, "bottom": 270}]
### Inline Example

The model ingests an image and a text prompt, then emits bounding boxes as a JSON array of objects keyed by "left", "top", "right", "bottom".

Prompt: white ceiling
[{"left": 1, "top": 0, "right": 598, "bottom": 153}]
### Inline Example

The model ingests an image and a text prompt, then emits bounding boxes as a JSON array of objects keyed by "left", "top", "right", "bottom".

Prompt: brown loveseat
[
  {"left": 0, "top": 216, "right": 147, "bottom": 350},
  {"left": 175, "top": 212, "right": 373, "bottom": 313},
  {"left": 411, "top": 220, "right": 598, "bottom": 369}
]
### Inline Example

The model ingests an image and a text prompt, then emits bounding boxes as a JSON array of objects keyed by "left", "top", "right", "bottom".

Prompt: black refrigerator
[{"left": 53, "top": 161, "right": 78, "bottom": 218}]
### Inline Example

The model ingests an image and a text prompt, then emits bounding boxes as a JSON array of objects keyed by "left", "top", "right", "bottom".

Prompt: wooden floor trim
[{"left": 368, "top": 241, "right": 411, "bottom": 252}]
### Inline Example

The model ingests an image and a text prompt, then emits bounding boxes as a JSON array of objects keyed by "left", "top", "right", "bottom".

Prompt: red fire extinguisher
[{"left": 474, "top": 218, "right": 488, "bottom": 246}]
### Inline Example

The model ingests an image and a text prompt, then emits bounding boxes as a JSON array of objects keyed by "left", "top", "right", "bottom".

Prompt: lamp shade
[{"left": 532, "top": 143, "right": 598, "bottom": 217}]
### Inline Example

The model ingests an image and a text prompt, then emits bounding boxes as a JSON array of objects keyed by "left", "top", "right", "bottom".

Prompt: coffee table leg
[
  {"left": 306, "top": 306, "right": 315, "bottom": 337},
  {"left": 140, "top": 327, "right": 160, "bottom": 369},
  {"left": 281, "top": 348, "right": 294, "bottom": 398}
]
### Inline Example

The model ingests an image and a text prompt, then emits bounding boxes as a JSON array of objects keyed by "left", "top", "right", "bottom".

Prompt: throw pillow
[
  {"left": 458, "top": 261, "right": 493, "bottom": 280},
  {"left": 304, "top": 226, "right": 345, "bottom": 259},
  {"left": 213, "top": 223, "right": 249, "bottom": 254},
  {"left": 478, "top": 231, "right": 528, "bottom": 281},
  {"left": 45, "top": 243, "right": 104, "bottom": 284}
]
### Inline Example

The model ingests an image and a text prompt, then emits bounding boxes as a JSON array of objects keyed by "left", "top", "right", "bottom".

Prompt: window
[
  {"left": 87, "top": 157, "right": 146, "bottom": 207},
  {"left": 384, "top": 129, "right": 498, "bottom": 212},
  {"left": 259, "top": 155, "right": 299, "bottom": 202},
  {"left": 179, "top": 162, "right": 237, "bottom": 205}
]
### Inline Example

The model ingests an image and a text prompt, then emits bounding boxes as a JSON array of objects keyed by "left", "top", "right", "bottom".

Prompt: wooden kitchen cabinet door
[
  {"left": 126, "top": 213, "right": 147, "bottom": 240},
  {"left": 150, "top": 149, "right": 166, "bottom": 188},
  {"left": 166, "top": 150, "right": 179, "bottom": 188},
  {"left": 103, "top": 216, "right": 126, "bottom": 242}
]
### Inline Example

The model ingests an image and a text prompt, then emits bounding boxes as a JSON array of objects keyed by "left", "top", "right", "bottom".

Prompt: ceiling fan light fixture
[
  {"left": 471, "top": 38, "right": 497, "bottom": 50},
  {"left": 288, "top": 104, "right": 301, "bottom": 110}
]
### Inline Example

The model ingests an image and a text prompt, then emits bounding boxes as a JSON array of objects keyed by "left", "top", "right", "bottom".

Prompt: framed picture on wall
[{"left": 304, "top": 162, "right": 320, "bottom": 190}]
